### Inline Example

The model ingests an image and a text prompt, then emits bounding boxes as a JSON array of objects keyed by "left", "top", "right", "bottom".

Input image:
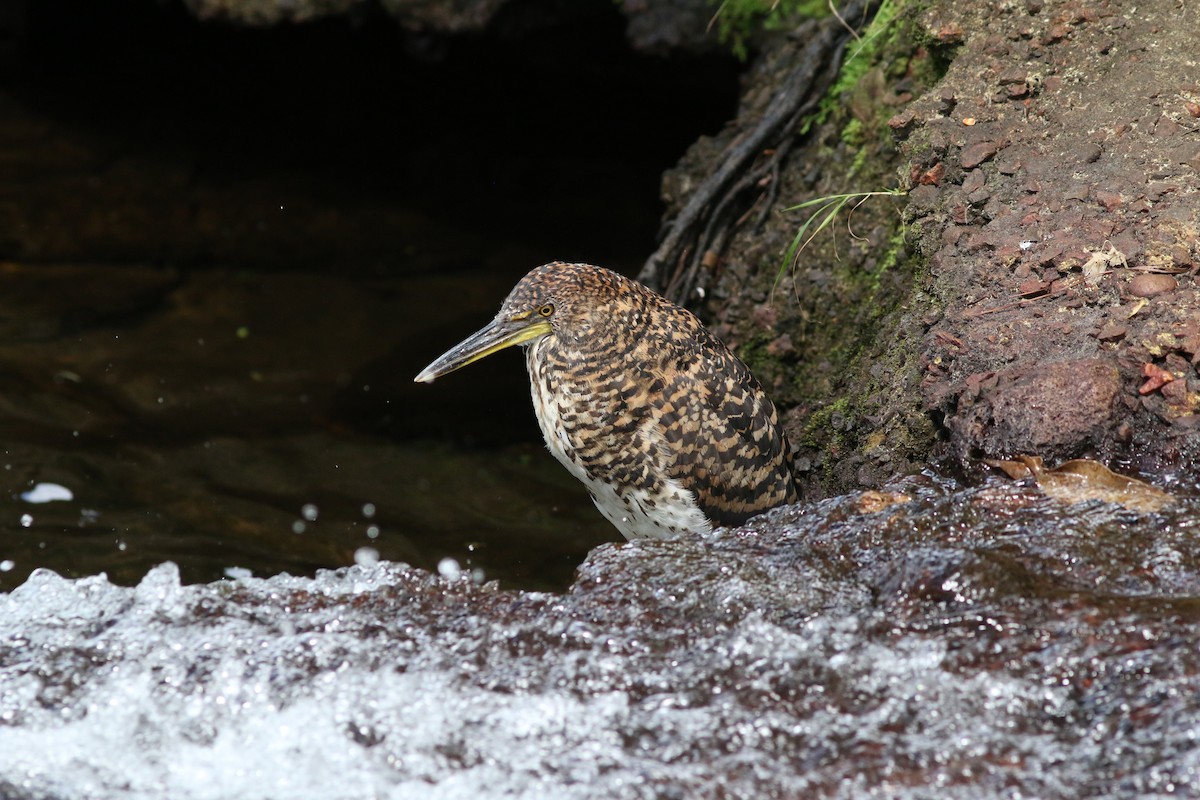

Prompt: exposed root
[{"left": 638, "top": 0, "right": 881, "bottom": 306}]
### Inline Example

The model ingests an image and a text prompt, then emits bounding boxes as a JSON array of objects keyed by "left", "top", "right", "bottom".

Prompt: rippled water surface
[
  {"left": 0, "top": 265, "right": 620, "bottom": 593},
  {"left": 2, "top": 479, "right": 1199, "bottom": 799}
]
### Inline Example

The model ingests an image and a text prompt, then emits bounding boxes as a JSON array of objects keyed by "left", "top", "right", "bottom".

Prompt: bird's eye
[{"left": 537, "top": 303, "right": 555, "bottom": 318}]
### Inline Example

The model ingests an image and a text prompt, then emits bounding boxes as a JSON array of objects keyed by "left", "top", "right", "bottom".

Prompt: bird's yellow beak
[{"left": 414, "top": 316, "right": 552, "bottom": 383}]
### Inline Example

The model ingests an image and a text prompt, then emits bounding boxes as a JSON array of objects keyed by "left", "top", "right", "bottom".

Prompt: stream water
[
  {"left": 3, "top": 479, "right": 1200, "bottom": 799},
  {"left": 0, "top": 0, "right": 739, "bottom": 593},
  {"left": 0, "top": 263, "right": 626, "bottom": 593},
  {"left": 5, "top": 5, "right": 1200, "bottom": 798}
]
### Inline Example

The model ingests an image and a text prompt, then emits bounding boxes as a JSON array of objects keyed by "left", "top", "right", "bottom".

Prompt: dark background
[{"left": 0, "top": 0, "right": 743, "bottom": 590}]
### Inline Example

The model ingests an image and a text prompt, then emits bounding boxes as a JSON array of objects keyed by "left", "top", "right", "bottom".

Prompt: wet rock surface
[
  {"left": 946, "top": 358, "right": 1123, "bottom": 463},
  {"left": 3, "top": 477, "right": 1199, "bottom": 798}
]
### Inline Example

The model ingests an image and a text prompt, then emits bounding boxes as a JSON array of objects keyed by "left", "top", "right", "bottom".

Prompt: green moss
[
  {"left": 718, "top": 0, "right": 950, "bottom": 491},
  {"left": 841, "top": 117, "right": 865, "bottom": 148},
  {"left": 803, "top": 397, "right": 852, "bottom": 447},
  {"left": 734, "top": 332, "right": 773, "bottom": 377},
  {"left": 800, "top": 0, "right": 902, "bottom": 135},
  {"left": 873, "top": 227, "right": 908, "bottom": 286},
  {"left": 830, "top": 0, "right": 901, "bottom": 89},
  {"left": 707, "top": 0, "right": 831, "bottom": 60},
  {"left": 847, "top": 145, "right": 871, "bottom": 180}
]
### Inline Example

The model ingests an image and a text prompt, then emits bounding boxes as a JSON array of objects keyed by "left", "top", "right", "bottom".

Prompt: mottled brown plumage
[{"left": 415, "top": 262, "right": 797, "bottom": 540}]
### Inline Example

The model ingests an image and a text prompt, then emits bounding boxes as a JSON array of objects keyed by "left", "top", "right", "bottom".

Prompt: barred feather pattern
[{"left": 506, "top": 262, "right": 796, "bottom": 540}]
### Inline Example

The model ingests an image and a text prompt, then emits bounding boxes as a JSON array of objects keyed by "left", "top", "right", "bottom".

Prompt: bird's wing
[{"left": 655, "top": 330, "right": 796, "bottom": 525}]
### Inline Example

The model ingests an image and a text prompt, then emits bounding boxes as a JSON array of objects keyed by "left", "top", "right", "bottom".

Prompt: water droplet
[
  {"left": 0, "top": 560, "right": 13, "bottom": 572},
  {"left": 437, "top": 558, "right": 462, "bottom": 580},
  {"left": 20, "top": 483, "right": 73, "bottom": 504},
  {"left": 301, "top": 503, "right": 319, "bottom": 522},
  {"left": 354, "top": 547, "right": 380, "bottom": 567}
]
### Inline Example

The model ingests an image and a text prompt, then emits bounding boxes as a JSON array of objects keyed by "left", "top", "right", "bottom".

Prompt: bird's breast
[{"left": 524, "top": 338, "right": 710, "bottom": 540}]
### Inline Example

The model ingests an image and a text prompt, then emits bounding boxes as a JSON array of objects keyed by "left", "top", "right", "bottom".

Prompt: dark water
[
  {"left": 0, "top": 0, "right": 740, "bottom": 592},
  {"left": 0, "top": 264, "right": 620, "bottom": 592}
]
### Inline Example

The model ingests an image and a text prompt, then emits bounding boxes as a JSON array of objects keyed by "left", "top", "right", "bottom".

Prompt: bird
[{"left": 414, "top": 261, "right": 797, "bottom": 540}]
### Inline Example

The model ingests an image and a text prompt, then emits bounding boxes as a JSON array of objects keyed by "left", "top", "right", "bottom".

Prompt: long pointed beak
[{"left": 414, "top": 316, "right": 552, "bottom": 383}]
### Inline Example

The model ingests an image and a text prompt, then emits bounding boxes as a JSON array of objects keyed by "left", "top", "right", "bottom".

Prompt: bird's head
[{"left": 414, "top": 262, "right": 621, "bottom": 383}]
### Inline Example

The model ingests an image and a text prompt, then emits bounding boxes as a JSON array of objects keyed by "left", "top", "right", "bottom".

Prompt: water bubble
[
  {"left": 0, "top": 560, "right": 13, "bottom": 572},
  {"left": 437, "top": 558, "right": 462, "bottom": 580},
  {"left": 224, "top": 566, "right": 253, "bottom": 580},
  {"left": 365, "top": 525, "right": 380, "bottom": 540},
  {"left": 354, "top": 547, "right": 380, "bottom": 567},
  {"left": 301, "top": 503, "right": 319, "bottom": 522},
  {"left": 361, "top": 503, "right": 376, "bottom": 519},
  {"left": 19, "top": 514, "right": 32, "bottom": 527},
  {"left": 292, "top": 521, "right": 306, "bottom": 535}
]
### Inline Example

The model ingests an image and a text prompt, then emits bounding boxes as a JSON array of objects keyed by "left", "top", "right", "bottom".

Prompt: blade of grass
[{"left": 773, "top": 189, "right": 905, "bottom": 299}]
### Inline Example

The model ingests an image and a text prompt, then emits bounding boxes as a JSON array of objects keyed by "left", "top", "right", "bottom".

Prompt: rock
[
  {"left": 3, "top": 478, "right": 1200, "bottom": 799},
  {"left": 947, "top": 359, "right": 1122, "bottom": 461},
  {"left": 960, "top": 140, "right": 1000, "bottom": 169},
  {"left": 1128, "top": 273, "right": 1178, "bottom": 297},
  {"left": 1171, "top": 140, "right": 1200, "bottom": 170}
]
